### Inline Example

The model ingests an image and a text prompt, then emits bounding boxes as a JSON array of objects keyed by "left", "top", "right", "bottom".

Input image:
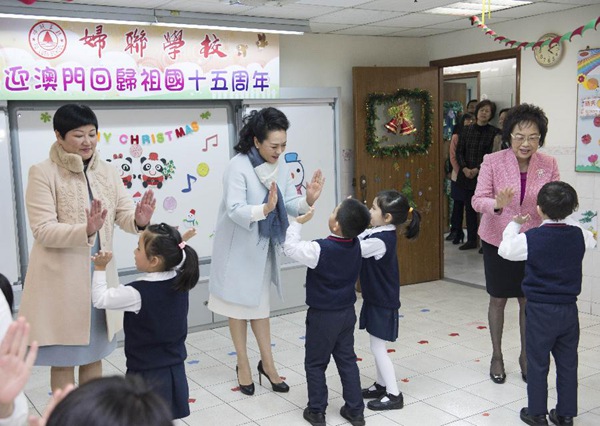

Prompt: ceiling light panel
[{"left": 311, "top": 8, "right": 404, "bottom": 25}]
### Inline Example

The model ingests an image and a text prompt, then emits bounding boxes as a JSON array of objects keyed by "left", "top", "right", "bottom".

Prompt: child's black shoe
[
  {"left": 340, "top": 406, "right": 365, "bottom": 426},
  {"left": 549, "top": 409, "right": 573, "bottom": 426},
  {"left": 367, "top": 392, "right": 404, "bottom": 411},
  {"left": 520, "top": 407, "right": 549, "bottom": 425},
  {"left": 361, "top": 382, "right": 386, "bottom": 399},
  {"left": 303, "top": 408, "right": 325, "bottom": 426}
]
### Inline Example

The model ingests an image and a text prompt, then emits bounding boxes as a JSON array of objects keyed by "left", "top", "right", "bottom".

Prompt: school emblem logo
[{"left": 29, "top": 21, "right": 67, "bottom": 59}]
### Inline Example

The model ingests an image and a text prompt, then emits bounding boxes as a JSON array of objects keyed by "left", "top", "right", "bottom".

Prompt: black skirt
[
  {"left": 482, "top": 240, "right": 525, "bottom": 298},
  {"left": 359, "top": 301, "right": 399, "bottom": 342}
]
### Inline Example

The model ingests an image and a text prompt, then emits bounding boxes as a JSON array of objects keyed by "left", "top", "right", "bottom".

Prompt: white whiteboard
[
  {"left": 0, "top": 110, "right": 20, "bottom": 285},
  {"left": 15, "top": 106, "right": 232, "bottom": 269},
  {"left": 243, "top": 102, "right": 338, "bottom": 244}
]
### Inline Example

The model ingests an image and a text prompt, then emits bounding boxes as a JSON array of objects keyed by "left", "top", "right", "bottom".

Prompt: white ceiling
[{"left": 15, "top": 0, "right": 600, "bottom": 37}]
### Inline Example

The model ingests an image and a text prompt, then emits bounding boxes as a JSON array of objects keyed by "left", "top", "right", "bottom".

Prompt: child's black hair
[
  {"left": 376, "top": 190, "right": 421, "bottom": 240},
  {"left": 0, "top": 273, "right": 13, "bottom": 313},
  {"left": 234, "top": 107, "right": 289, "bottom": 154},
  {"left": 336, "top": 198, "right": 371, "bottom": 239},
  {"left": 46, "top": 375, "right": 172, "bottom": 426},
  {"left": 142, "top": 223, "right": 199, "bottom": 292},
  {"left": 53, "top": 104, "right": 98, "bottom": 139},
  {"left": 537, "top": 181, "right": 579, "bottom": 221}
]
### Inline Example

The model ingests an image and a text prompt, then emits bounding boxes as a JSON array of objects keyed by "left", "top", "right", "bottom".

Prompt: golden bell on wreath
[{"left": 385, "top": 117, "right": 399, "bottom": 134}]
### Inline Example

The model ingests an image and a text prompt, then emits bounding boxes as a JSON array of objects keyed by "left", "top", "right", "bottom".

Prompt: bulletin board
[
  {"left": 12, "top": 103, "right": 234, "bottom": 271},
  {"left": 575, "top": 48, "right": 600, "bottom": 172}
]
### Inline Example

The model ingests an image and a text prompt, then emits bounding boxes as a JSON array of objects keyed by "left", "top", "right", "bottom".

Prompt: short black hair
[
  {"left": 537, "top": 181, "right": 579, "bottom": 220},
  {"left": 234, "top": 107, "right": 289, "bottom": 154},
  {"left": 53, "top": 104, "right": 98, "bottom": 139},
  {"left": 0, "top": 273, "right": 13, "bottom": 312},
  {"left": 475, "top": 99, "right": 497, "bottom": 120},
  {"left": 46, "top": 375, "right": 173, "bottom": 426},
  {"left": 336, "top": 198, "right": 370, "bottom": 239},
  {"left": 502, "top": 103, "right": 548, "bottom": 148}
]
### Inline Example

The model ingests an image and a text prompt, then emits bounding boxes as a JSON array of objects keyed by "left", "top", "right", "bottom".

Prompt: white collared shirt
[
  {"left": 358, "top": 224, "right": 397, "bottom": 260},
  {"left": 92, "top": 270, "right": 177, "bottom": 313},
  {"left": 498, "top": 217, "right": 596, "bottom": 261}
]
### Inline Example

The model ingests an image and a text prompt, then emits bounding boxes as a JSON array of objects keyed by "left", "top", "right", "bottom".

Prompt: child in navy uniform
[
  {"left": 359, "top": 190, "right": 421, "bottom": 411},
  {"left": 92, "top": 223, "right": 199, "bottom": 420},
  {"left": 284, "top": 198, "right": 371, "bottom": 426},
  {"left": 498, "top": 181, "right": 596, "bottom": 426}
]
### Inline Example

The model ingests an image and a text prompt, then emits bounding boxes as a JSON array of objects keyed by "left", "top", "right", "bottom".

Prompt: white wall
[
  {"left": 280, "top": 3, "right": 600, "bottom": 314},
  {"left": 445, "top": 58, "right": 517, "bottom": 125},
  {"left": 280, "top": 34, "right": 429, "bottom": 197},
  {"left": 429, "top": 4, "right": 600, "bottom": 314}
]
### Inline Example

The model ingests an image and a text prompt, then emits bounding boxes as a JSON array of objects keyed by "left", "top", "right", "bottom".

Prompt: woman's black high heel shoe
[
  {"left": 445, "top": 229, "right": 458, "bottom": 241},
  {"left": 257, "top": 360, "right": 289, "bottom": 393},
  {"left": 519, "top": 354, "right": 527, "bottom": 383},
  {"left": 236, "top": 365, "right": 255, "bottom": 396},
  {"left": 489, "top": 356, "right": 506, "bottom": 384},
  {"left": 452, "top": 230, "right": 465, "bottom": 245}
]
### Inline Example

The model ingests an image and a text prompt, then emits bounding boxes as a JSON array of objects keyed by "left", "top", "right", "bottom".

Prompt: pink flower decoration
[{"left": 589, "top": 154, "right": 598, "bottom": 164}]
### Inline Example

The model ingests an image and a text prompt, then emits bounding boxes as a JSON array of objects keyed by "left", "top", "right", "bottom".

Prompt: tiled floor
[{"left": 24, "top": 238, "right": 600, "bottom": 425}]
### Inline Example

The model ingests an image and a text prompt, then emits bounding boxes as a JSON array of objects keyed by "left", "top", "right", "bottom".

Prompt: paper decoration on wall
[
  {"left": 469, "top": 15, "right": 600, "bottom": 50},
  {"left": 575, "top": 48, "right": 600, "bottom": 172},
  {"left": 401, "top": 175, "right": 416, "bottom": 209}
]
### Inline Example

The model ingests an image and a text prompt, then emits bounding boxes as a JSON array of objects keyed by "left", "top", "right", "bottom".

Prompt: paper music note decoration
[
  {"left": 181, "top": 174, "right": 197, "bottom": 193},
  {"left": 202, "top": 134, "right": 218, "bottom": 152}
]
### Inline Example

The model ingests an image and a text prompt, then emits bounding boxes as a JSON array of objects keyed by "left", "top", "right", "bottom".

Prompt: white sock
[{"left": 370, "top": 334, "right": 399, "bottom": 396}]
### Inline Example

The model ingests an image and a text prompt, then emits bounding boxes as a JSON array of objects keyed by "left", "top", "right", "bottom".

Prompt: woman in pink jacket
[{"left": 472, "top": 104, "right": 559, "bottom": 385}]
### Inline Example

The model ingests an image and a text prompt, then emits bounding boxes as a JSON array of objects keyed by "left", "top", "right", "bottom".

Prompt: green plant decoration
[{"left": 365, "top": 88, "right": 433, "bottom": 158}]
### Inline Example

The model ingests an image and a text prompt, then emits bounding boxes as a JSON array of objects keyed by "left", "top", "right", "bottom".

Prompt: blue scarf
[{"left": 247, "top": 146, "right": 289, "bottom": 245}]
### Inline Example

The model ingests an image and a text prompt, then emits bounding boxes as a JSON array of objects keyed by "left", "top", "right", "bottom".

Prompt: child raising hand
[{"left": 91, "top": 223, "right": 199, "bottom": 420}]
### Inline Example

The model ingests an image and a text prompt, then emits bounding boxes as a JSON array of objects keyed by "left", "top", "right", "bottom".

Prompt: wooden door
[
  {"left": 353, "top": 67, "right": 442, "bottom": 285},
  {"left": 444, "top": 82, "right": 467, "bottom": 107}
]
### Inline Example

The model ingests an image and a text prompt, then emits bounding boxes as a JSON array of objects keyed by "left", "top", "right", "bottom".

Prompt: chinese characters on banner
[
  {"left": 0, "top": 18, "right": 280, "bottom": 100},
  {"left": 575, "top": 48, "right": 600, "bottom": 172}
]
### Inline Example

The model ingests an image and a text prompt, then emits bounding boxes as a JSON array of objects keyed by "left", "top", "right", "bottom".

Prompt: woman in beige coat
[{"left": 18, "top": 104, "right": 156, "bottom": 391}]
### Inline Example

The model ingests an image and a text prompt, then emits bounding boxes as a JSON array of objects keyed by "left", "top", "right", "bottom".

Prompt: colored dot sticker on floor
[
  {"left": 476, "top": 325, "right": 488, "bottom": 330},
  {"left": 188, "top": 398, "right": 196, "bottom": 403},
  {"left": 228, "top": 351, "right": 237, "bottom": 356},
  {"left": 418, "top": 340, "right": 429, "bottom": 344},
  {"left": 187, "top": 360, "right": 200, "bottom": 365},
  {"left": 401, "top": 378, "right": 410, "bottom": 383},
  {"left": 387, "top": 349, "right": 396, "bottom": 353},
  {"left": 482, "top": 413, "right": 490, "bottom": 416},
  {"left": 420, "top": 309, "right": 430, "bottom": 312},
  {"left": 398, "top": 314, "right": 404, "bottom": 318},
  {"left": 299, "top": 335, "right": 306, "bottom": 340},
  {"left": 448, "top": 333, "right": 460, "bottom": 337}
]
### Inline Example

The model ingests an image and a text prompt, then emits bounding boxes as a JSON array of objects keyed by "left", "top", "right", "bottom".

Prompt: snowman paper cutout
[
  {"left": 183, "top": 209, "right": 198, "bottom": 228},
  {"left": 285, "top": 152, "right": 305, "bottom": 195}
]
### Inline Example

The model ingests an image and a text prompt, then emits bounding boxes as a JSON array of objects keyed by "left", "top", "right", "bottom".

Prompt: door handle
[{"left": 359, "top": 174, "right": 367, "bottom": 205}]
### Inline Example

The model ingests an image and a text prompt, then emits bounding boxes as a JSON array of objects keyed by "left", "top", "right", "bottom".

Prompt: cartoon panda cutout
[
  {"left": 285, "top": 152, "right": 305, "bottom": 195},
  {"left": 139, "top": 152, "right": 167, "bottom": 189},
  {"left": 106, "top": 153, "right": 134, "bottom": 189}
]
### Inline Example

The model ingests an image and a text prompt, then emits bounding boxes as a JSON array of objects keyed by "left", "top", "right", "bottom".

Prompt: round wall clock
[{"left": 533, "top": 33, "right": 563, "bottom": 67}]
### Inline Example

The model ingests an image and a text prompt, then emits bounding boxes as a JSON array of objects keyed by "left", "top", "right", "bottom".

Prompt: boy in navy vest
[
  {"left": 498, "top": 181, "right": 596, "bottom": 426},
  {"left": 284, "top": 198, "right": 371, "bottom": 426}
]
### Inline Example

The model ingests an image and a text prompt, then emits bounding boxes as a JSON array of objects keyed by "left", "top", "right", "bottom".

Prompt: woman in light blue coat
[{"left": 209, "top": 108, "right": 324, "bottom": 396}]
